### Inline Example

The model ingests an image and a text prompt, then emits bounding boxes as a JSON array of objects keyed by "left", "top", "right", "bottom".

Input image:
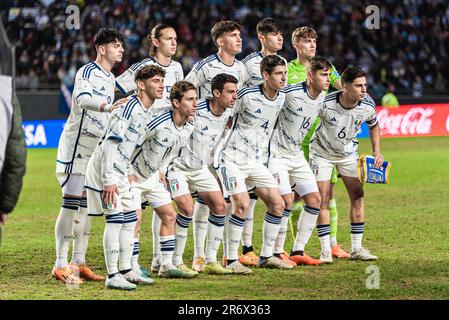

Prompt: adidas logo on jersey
[
  {"left": 162, "top": 138, "right": 168, "bottom": 142},
  {"left": 100, "top": 86, "right": 105, "bottom": 91},
  {"left": 297, "top": 107, "right": 303, "bottom": 112},
  {"left": 330, "top": 117, "right": 337, "bottom": 122},
  {"left": 202, "top": 126, "right": 209, "bottom": 131},
  {"left": 255, "top": 109, "right": 262, "bottom": 114}
]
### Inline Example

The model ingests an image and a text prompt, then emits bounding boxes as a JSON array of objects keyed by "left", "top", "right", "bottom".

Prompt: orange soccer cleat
[
  {"left": 70, "top": 262, "right": 105, "bottom": 281},
  {"left": 274, "top": 252, "right": 297, "bottom": 267},
  {"left": 331, "top": 244, "right": 350, "bottom": 259},
  {"left": 52, "top": 266, "right": 83, "bottom": 285},
  {"left": 289, "top": 253, "right": 322, "bottom": 266},
  {"left": 238, "top": 251, "right": 259, "bottom": 267}
]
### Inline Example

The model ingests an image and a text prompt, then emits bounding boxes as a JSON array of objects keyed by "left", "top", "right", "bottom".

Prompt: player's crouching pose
[
  {"left": 85, "top": 65, "right": 166, "bottom": 290},
  {"left": 53, "top": 28, "right": 124, "bottom": 285},
  {"left": 216, "top": 55, "right": 293, "bottom": 272},
  {"left": 269, "top": 57, "right": 335, "bottom": 266},
  {"left": 166, "top": 74, "right": 238, "bottom": 275},
  {"left": 130, "top": 81, "right": 197, "bottom": 279},
  {"left": 309, "top": 66, "right": 382, "bottom": 262}
]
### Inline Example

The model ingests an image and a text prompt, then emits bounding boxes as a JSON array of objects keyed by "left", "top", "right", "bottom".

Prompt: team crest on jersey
[
  {"left": 311, "top": 164, "right": 319, "bottom": 176},
  {"left": 170, "top": 179, "right": 180, "bottom": 192},
  {"left": 228, "top": 177, "right": 238, "bottom": 190},
  {"left": 354, "top": 115, "right": 363, "bottom": 127}
]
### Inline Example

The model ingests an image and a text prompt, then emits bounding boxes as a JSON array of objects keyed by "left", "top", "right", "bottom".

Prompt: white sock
[
  {"left": 260, "top": 212, "right": 282, "bottom": 258},
  {"left": 119, "top": 212, "right": 137, "bottom": 272},
  {"left": 274, "top": 209, "right": 291, "bottom": 254},
  {"left": 292, "top": 205, "right": 320, "bottom": 252},
  {"left": 317, "top": 224, "right": 331, "bottom": 253},
  {"left": 193, "top": 199, "right": 209, "bottom": 259},
  {"left": 71, "top": 198, "right": 87, "bottom": 265},
  {"left": 226, "top": 214, "right": 245, "bottom": 262},
  {"left": 160, "top": 235, "right": 176, "bottom": 270},
  {"left": 131, "top": 237, "right": 140, "bottom": 272},
  {"left": 350, "top": 222, "right": 364, "bottom": 251},
  {"left": 242, "top": 198, "right": 256, "bottom": 247},
  {"left": 152, "top": 211, "right": 162, "bottom": 267},
  {"left": 55, "top": 197, "right": 79, "bottom": 268},
  {"left": 103, "top": 213, "right": 124, "bottom": 275},
  {"left": 83, "top": 215, "right": 92, "bottom": 258},
  {"left": 222, "top": 201, "right": 232, "bottom": 258},
  {"left": 205, "top": 213, "right": 225, "bottom": 264},
  {"left": 173, "top": 213, "right": 192, "bottom": 266}
]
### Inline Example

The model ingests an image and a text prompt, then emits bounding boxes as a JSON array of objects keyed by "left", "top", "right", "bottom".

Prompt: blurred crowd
[{"left": 2, "top": 0, "right": 449, "bottom": 100}]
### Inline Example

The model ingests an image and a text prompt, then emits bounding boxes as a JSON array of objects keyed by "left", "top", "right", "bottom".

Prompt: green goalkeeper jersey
[{"left": 286, "top": 59, "right": 341, "bottom": 159}]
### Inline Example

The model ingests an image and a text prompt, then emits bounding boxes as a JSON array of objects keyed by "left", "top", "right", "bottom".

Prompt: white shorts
[
  {"left": 132, "top": 172, "right": 173, "bottom": 210},
  {"left": 217, "top": 162, "right": 278, "bottom": 196},
  {"left": 268, "top": 155, "right": 319, "bottom": 196},
  {"left": 166, "top": 166, "right": 221, "bottom": 198},
  {"left": 86, "top": 176, "right": 136, "bottom": 216},
  {"left": 56, "top": 173, "right": 85, "bottom": 196},
  {"left": 309, "top": 153, "right": 358, "bottom": 181}
]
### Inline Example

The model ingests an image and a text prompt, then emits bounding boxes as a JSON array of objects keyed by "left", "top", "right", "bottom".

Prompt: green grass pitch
[{"left": 0, "top": 136, "right": 448, "bottom": 299}]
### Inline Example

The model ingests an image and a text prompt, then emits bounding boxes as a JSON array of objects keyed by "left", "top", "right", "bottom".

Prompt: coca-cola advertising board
[{"left": 357, "top": 103, "right": 449, "bottom": 138}]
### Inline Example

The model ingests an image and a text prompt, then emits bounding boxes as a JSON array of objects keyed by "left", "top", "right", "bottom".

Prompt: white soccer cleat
[
  {"left": 225, "top": 260, "right": 252, "bottom": 274},
  {"left": 350, "top": 247, "right": 378, "bottom": 261},
  {"left": 319, "top": 251, "right": 333, "bottom": 263},
  {"left": 105, "top": 274, "right": 137, "bottom": 290},
  {"left": 258, "top": 256, "right": 294, "bottom": 270},
  {"left": 122, "top": 270, "right": 154, "bottom": 285}
]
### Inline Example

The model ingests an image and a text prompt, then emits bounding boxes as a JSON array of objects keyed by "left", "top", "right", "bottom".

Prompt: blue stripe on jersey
[
  {"left": 115, "top": 80, "right": 126, "bottom": 94},
  {"left": 147, "top": 111, "right": 172, "bottom": 131},
  {"left": 237, "top": 86, "right": 260, "bottom": 99},
  {"left": 195, "top": 55, "right": 217, "bottom": 70},
  {"left": 242, "top": 51, "right": 263, "bottom": 64},
  {"left": 196, "top": 99, "right": 209, "bottom": 111},
  {"left": 130, "top": 57, "right": 154, "bottom": 71},
  {"left": 324, "top": 91, "right": 339, "bottom": 102},
  {"left": 283, "top": 83, "right": 304, "bottom": 93},
  {"left": 122, "top": 97, "right": 139, "bottom": 119},
  {"left": 83, "top": 62, "right": 100, "bottom": 79},
  {"left": 82, "top": 62, "right": 94, "bottom": 79},
  {"left": 76, "top": 92, "right": 92, "bottom": 99}
]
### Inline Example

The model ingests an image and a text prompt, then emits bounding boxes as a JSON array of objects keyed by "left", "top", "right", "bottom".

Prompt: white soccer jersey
[
  {"left": 184, "top": 54, "right": 250, "bottom": 99},
  {"left": 115, "top": 57, "right": 184, "bottom": 110},
  {"left": 242, "top": 51, "right": 288, "bottom": 87},
  {"left": 173, "top": 99, "right": 232, "bottom": 171},
  {"left": 86, "top": 95, "right": 151, "bottom": 188},
  {"left": 270, "top": 82, "right": 325, "bottom": 159},
  {"left": 56, "top": 61, "right": 115, "bottom": 175},
  {"left": 219, "top": 85, "right": 285, "bottom": 166},
  {"left": 131, "top": 110, "right": 195, "bottom": 179},
  {"left": 310, "top": 91, "right": 378, "bottom": 160}
]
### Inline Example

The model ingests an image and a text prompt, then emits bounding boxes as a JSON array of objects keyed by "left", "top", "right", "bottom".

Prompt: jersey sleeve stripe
[
  {"left": 237, "top": 87, "right": 260, "bottom": 99},
  {"left": 147, "top": 112, "right": 171, "bottom": 131},
  {"left": 283, "top": 83, "right": 303, "bottom": 93},
  {"left": 123, "top": 99, "right": 139, "bottom": 119},
  {"left": 115, "top": 80, "right": 126, "bottom": 94},
  {"left": 195, "top": 55, "right": 217, "bottom": 70},
  {"left": 76, "top": 92, "right": 92, "bottom": 99},
  {"left": 82, "top": 63, "right": 94, "bottom": 79},
  {"left": 242, "top": 52, "right": 261, "bottom": 64}
]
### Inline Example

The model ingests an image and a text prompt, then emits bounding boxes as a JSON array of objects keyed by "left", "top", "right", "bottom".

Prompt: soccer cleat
[
  {"left": 226, "top": 260, "right": 252, "bottom": 275},
  {"left": 69, "top": 262, "right": 104, "bottom": 281},
  {"left": 139, "top": 265, "right": 151, "bottom": 277},
  {"left": 289, "top": 253, "right": 322, "bottom": 266},
  {"left": 122, "top": 270, "right": 154, "bottom": 285},
  {"left": 52, "top": 266, "right": 83, "bottom": 285},
  {"left": 332, "top": 244, "right": 350, "bottom": 259},
  {"left": 258, "top": 256, "right": 294, "bottom": 269},
  {"left": 274, "top": 252, "right": 297, "bottom": 267},
  {"left": 158, "top": 267, "right": 198, "bottom": 278},
  {"left": 192, "top": 257, "right": 205, "bottom": 272},
  {"left": 238, "top": 252, "right": 258, "bottom": 267},
  {"left": 350, "top": 247, "right": 378, "bottom": 261},
  {"left": 150, "top": 264, "right": 160, "bottom": 273},
  {"left": 203, "top": 262, "right": 233, "bottom": 275},
  {"left": 320, "top": 251, "right": 333, "bottom": 263},
  {"left": 176, "top": 264, "right": 199, "bottom": 276},
  {"left": 105, "top": 274, "right": 137, "bottom": 290}
]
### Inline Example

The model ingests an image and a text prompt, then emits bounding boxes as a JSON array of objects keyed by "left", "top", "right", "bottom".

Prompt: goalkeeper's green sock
[
  {"left": 329, "top": 198, "right": 339, "bottom": 247},
  {"left": 289, "top": 201, "right": 303, "bottom": 239}
]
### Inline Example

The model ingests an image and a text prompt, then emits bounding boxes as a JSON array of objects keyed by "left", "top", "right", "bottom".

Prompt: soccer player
[
  {"left": 130, "top": 81, "right": 198, "bottom": 278},
  {"left": 85, "top": 65, "right": 165, "bottom": 289},
  {"left": 166, "top": 74, "right": 238, "bottom": 275},
  {"left": 115, "top": 23, "right": 183, "bottom": 277},
  {"left": 239, "top": 17, "right": 285, "bottom": 266},
  {"left": 185, "top": 20, "right": 250, "bottom": 271},
  {"left": 287, "top": 26, "right": 349, "bottom": 259},
  {"left": 53, "top": 28, "right": 124, "bottom": 285},
  {"left": 216, "top": 55, "right": 293, "bottom": 271},
  {"left": 269, "top": 57, "right": 334, "bottom": 266},
  {"left": 309, "top": 66, "right": 381, "bottom": 262}
]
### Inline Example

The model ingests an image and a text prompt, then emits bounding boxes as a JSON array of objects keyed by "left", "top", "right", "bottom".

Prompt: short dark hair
[
  {"left": 211, "top": 20, "right": 242, "bottom": 46},
  {"left": 146, "top": 24, "right": 174, "bottom": 56},
  {"left": 341, "top": 66, "right": 367, "bottom": 84},
  {"left": 308, "top": 56, "right": 332, "bottom": 73},
  {"left": 135, "top": 65, "right": 166, "bottom": 83},
  {"left": 260, "top": 55, "right": 286, "bottom": 75},
  {"left": 256, "top": 18, "right": 281, "bottom": 35},
  {"left": 170, "top": 81, "right": 196, "bottom": 103},
  {"left": 94, "top": 28, "right": 124, "bottom": 47},
  {"left": 211, "top": 73, "right": 238, "bottom": 93}
]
